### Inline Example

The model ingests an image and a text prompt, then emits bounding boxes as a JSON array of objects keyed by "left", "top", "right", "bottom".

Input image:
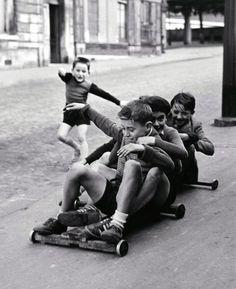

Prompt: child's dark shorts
[
  {"left": 63, "top": 109, "right": 90, "bottom": 126},
  {"left": 95, "top": 180, "right": 119, "bottom": 216}
]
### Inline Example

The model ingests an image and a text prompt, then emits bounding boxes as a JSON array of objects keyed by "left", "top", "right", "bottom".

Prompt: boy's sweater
[
  {"left": 155, "top": 125, "right": 187, "bottom": 160},
  {"left": 85, "top": 124, "right": 187, "bottom": 175},
  {"left": 167, "top": 116, "right": 214, "bottom": 155},
  {"left": 83, "top": 105, "right": 175, "bottom": 177},
  {"left": 59, "top": 72, "right": 120, "bottom": 106},
  {"left": 85, "top": 138, "right": 117, "bottom": 165}
]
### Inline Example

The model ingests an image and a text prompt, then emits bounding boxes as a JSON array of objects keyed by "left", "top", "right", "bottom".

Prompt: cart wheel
[
  {"left": 172, "top": 204, "right": 185, "bottom": 219},
  {"left": 29, "top": 230, "right": 37, "bottom": 243},
  {"left": 116, "top": 240, "right": 129, "bottom": 257},
  {"left": 211, "top": 179, "right": 219, "bottom": 190}
]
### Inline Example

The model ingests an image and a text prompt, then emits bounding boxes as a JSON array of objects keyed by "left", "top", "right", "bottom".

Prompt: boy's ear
[{"left": 145, "top": 121, "right": 153, "bottom": 130}]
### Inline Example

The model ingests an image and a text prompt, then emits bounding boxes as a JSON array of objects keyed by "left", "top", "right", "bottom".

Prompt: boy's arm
[
  {"left": 83, "top": 105, "right": 123, "bottom": 142},
  {"left": 139, "top": 145, "right": 175, "bottom": 173},
  {"left": 89, "top": 83, "right": 120, "bottom": 106},
  {"left": 85, "top": 139, "right": 116, "bottom": 164},
  {"left": 137, "top": 129, "right": 188, "bottom": 160},
  {"left": 194, "top": 122, "right": 215, "bottom": 155},
  {"left": 58, "top": 69, "right": 72, "bottom": 83}
]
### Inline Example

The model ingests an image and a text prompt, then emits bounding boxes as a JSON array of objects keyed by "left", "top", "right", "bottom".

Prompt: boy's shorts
[
  {"left": 95, "top": 180, "right": 118, "bottom": 216},
  {"left": 63, "top": 109, "right": 90, "bottom": 126}
]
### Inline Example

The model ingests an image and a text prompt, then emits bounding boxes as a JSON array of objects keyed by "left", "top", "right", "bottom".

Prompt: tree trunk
[
  {"left": 199, "top": 10, "right": 204, "bottom": 44},
  {"left": 183, "top": 10, "right": 192, "bottom": 45}
]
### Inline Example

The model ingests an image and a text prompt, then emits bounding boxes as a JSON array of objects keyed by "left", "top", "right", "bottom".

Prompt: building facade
[{"left": 0, "top": 0, "right": 166, "bottom": 68}]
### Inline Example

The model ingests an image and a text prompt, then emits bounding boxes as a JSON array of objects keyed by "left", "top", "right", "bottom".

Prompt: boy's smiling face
[
  {"left": 72, "top": 62, "right": 89, "bottom": 83},
  {"left": 153, "top": 111, "right": 166, "bottom": 133},
  {"left": 119, "top": 118, "right": 151, "bottom": 140},
  {"left": 171, "top": 102, "right": 192, "bottom": 128}
]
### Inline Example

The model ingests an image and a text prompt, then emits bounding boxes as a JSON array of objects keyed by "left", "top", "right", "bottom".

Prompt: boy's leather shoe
[
  {"left": 83, "top": 217, "right": 111, "bottom": 239},
  {"left": 101, "top": 224, "right": 123, "bottom": 244},
  {"left": 58, "top": 205, "right": 102, "bottom": 227},
  {"left": 33, "top": 218, "right": 67, "bottom": 235}
]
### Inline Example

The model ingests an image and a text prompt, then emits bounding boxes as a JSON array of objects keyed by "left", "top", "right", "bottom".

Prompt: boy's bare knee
[
  {"left": 147, "top": 167, "right": 162, "bottom": 181},
  {"left": 57, "top": 132, "right": 66, "bottom": 142},
  {"left": 77, "top": 135, "right": 86, "bottom": 143},
  {"left": 124, "top": 159, "right": 140, "bottom": 170},
  {"left": 99, "top": 152, "right": 110, "bottom": 165},
  {"left": 69, "top": 163, "right": 87, "bottom": 178},
  {"left": 91, "top": 162, "right": 104, "bottom": 174}
]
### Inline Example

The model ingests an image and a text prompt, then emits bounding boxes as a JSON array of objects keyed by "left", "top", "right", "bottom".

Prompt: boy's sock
[{"left": 111, "top": 210, "right": 128, "bottom": 229}]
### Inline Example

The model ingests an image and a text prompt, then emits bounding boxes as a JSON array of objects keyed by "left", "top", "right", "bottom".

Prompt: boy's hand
[
  {"left": 120, "top": 100, "right": 128, "bottom": 107},
  {"left": 58, "top": 68, "right": 66, "bottom": 76},
  {"left": 120, "top": 98, "right": 137, "bottom": 107},
  {"left": 137, "top": 136, "right": 155, "bottom": 146},
  {"left": 117, "top": 144, "right": 144, "bottom": 157},
  {"left": 64, "top": 103, "right": 86, "bottom": 111}
]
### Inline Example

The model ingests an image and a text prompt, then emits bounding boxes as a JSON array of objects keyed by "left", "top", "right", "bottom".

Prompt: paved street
[{"left": 0, "top": 45, "right": 235, "bottom": 289}]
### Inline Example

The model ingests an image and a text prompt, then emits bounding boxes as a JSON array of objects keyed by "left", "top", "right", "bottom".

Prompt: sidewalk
[{"left": 0, "top": 45, "right": 223, "bottom": 88}]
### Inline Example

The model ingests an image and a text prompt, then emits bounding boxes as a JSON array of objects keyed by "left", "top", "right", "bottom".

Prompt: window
[
  {"left": 141, "top": 1, "right": 152, "bottom": 25},
  {"left": 0, "top": 0, "right": 16, "bottom": 34},
  {"left": 118, "top": 1, "right": 127, "bottom": 42},
  {"left": 141, "top": 1, "right": 155, "bottom": 44},
  {"left": 88, "top": 0, "right": 98, "bottom": 42},
  {"left": 73, "top": 0, "right": 84, "bottom": 42}
]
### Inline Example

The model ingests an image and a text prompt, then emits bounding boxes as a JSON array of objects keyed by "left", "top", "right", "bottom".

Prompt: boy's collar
[{"left": 159, "top": 130, "right": 164, "bottom": 137}]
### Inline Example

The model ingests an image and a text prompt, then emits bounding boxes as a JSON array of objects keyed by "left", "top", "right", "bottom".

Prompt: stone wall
[{"left": 0, "top": 0, "right": 44, "bottom": 68}]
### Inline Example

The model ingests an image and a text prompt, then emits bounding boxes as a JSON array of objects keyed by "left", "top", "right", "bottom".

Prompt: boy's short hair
[
  {"left": 139, "top": 95, "right": 170, "bottom": 115},
  {"left": 72, "top": 56, "right": 90, "bottom": 73},
  {"left": 118, "top": 100, "right": 154, "bottom": 125},
  {"left": 170, "top": 92, "right": 195, "bottom": 114}
]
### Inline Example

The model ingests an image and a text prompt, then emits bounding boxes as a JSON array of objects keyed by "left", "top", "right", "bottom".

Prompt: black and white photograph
[{"left": 0, "top": 0, "right": 235, "bottom": 288}]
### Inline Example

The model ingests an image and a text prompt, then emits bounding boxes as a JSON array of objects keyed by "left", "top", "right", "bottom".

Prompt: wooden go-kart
[
  {"left": 30, "top": 199, "right": 186, "bottom": 257},
  {"left": 29, "top": 227, "right": 129, "bottom": 257},
  {"left": 30, "top": 178, "right": 219, "bottom": 256}
]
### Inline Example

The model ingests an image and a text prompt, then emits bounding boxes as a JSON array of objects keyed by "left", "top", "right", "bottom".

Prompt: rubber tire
[
  {"left": 211, "top": 179, "right": 219, "bottom": 190},
  {"left": 174, "top": 204, "right": 186, "bottom": 219},
  {"left": 29, "top": 230, "right": 37, "bottom": 243},
  {"left": 116, "top": 240, "right": 129, "bottom": 257}
]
